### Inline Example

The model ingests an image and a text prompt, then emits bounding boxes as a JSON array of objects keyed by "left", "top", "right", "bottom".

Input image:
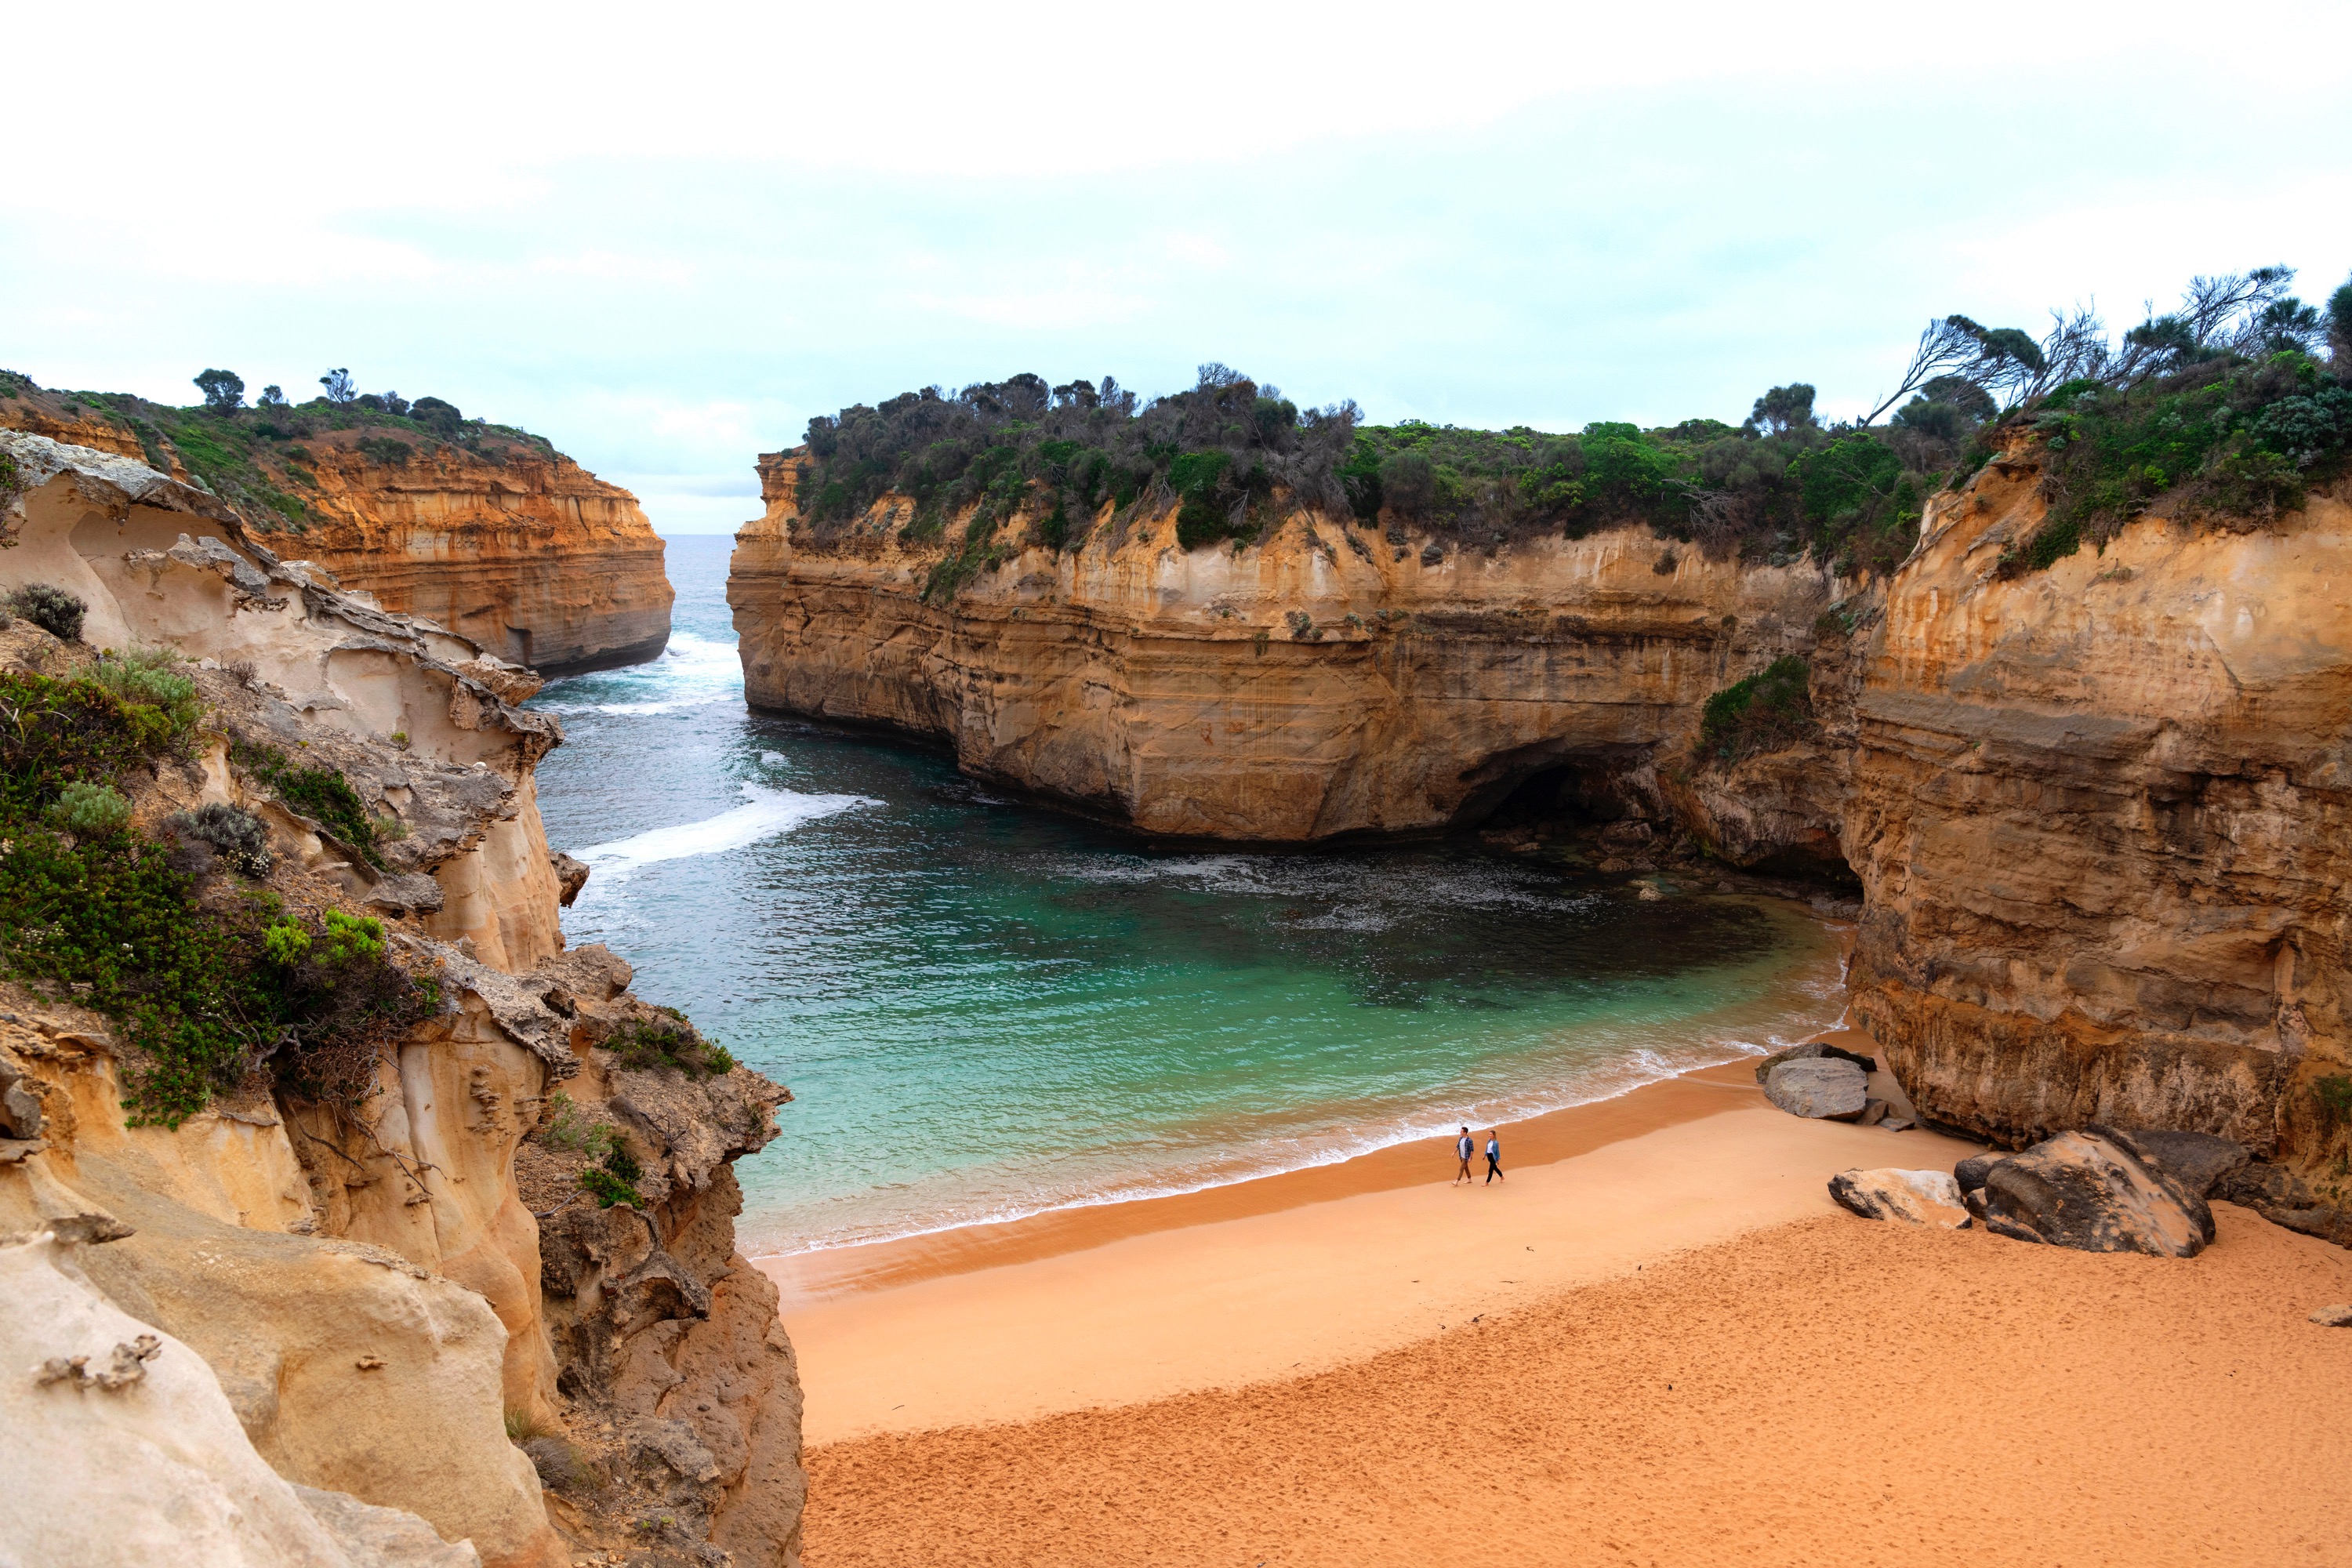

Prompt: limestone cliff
[
  {"left": 727, "top": 439, "right": 2352, "bottom": 1198},
  {"left": 1844, "top": 445, "right": 2352, "bottom": 1178},
  {"left": 0, "top": 434, "right": 801, "bottom": 1567},
  {"left": 0, "top": 376, "right": 673, "bottom": 675},
  {"left": 728, "top": 448, "right": 1845, "bottom": 841}
]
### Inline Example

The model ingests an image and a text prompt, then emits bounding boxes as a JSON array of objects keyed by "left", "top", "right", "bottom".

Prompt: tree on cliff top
[
  {"left": 318, "top": 368, "right": 356, "bottom": 405},
  {"left": 193, "top": 368, "right": 244, "bottom": 412}
]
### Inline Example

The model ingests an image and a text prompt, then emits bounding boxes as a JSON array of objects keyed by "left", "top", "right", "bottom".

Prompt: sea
[{"left": 528, "top": 534, "right": 1847, "bottom": 1258}]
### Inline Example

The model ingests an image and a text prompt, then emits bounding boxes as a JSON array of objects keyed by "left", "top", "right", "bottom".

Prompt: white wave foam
[
  {"left": 536, "top": 630, "right": 743, "bottom": 717},
  {"left": 570, "top": 785, "right": 871, "bottom": 891}
]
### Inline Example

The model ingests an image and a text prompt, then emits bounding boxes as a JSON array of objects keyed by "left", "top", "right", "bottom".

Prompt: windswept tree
[
  {"left": 318, "top": 368, "right": 356, "bottom": 405},
  {"left": 1744, "top": 384, "right": 1818, "bottom": 436},
  {"left": 193, "top": 368, "right": 245, "bottom": 412},
  {"left": 257, "top": 385, "right": 289, "bottom": 409}
]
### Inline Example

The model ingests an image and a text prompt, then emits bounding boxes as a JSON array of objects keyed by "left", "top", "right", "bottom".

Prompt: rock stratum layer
[
  {"left": 728, "top": 441, "right": 2352, "bottom": 1190},
  {"left": 0, "top": 433, "right": 801, "bottom": 1567},
  {"left": 0, "top": 381, "right": 673, "bottom": 675}
]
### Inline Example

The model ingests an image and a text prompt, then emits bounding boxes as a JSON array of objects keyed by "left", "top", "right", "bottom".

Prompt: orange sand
[{"left": 804, "top": 1207, "right": 2352, "bottom": 1567}]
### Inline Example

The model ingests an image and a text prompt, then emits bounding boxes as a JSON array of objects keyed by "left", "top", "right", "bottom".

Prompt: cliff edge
[{"left": 0, "top": 373, "right": 673, "bottom": 676}]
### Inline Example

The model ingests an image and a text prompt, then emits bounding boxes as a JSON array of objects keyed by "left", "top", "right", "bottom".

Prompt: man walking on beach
[
  {"left": 1454, "top": 1126, "right": 1474, "bottom": 1185},
  {"left": 1484, "top": 1129, "right": 1504, "bottom": 1183}
]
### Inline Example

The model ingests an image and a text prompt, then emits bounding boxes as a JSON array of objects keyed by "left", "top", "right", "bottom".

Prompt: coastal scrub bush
[
  {"left": 232, "top": 740, "right": 385, "bottom": 867},
  {"left": 166, "top": 801, "right": 274, "bottom": 877},
  {"left": 47, "top": 780, "right": 131, "bottom": 837},
  {"left": 0, "top": 670, "right": 435, "bottom": 1123},
  {"left": 1697, "top": 656, "right": 1817, "bottom": 764},
  {"left": 579, "top": 1144, "right": 644, "bottom": 1207},
  {"left": 606, "top": 1018, "right": 736, "bottom": 1078},
  {"left": 6, "top": 583, "right": 86, "bottom": 641},
  {"left": 540, "top": 1091, "right": 619, "bottom": 1159},
  {"left": 85, "top": 648, "right": 202, "bottom": 737}
]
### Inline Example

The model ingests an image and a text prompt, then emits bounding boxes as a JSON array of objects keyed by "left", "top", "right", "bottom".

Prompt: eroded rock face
[
  {"left": 238, "top": 440, "right": 672, "bottom": 676},
  {"left": 728, "top": 449, "right": 1843, "bottom": 842},
  {"left": 0, "top": 437, "right": 804, "bottom": 1567},
  {"left": 0, "top": 398, "right": 673, "bottom": 676},
  {"left": 1846, "top": 452, "right": 2352, "bottom": 1167}
]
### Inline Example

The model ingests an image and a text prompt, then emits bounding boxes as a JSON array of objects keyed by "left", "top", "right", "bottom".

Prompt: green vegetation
[
  {"left": 605, "top": 1017, "right": 736, "bottom": 1078},
  {"left": 165, "top": 802, "right": 274, "bottom": 877},
  {"left": 47, "top": 780, "right": 131, "bottom": 837},
  {"left": 2012, "top": 352, "right": 2352, "bottom": 572},
  {"left": 0, "top": 369, "right": 559, "bottom": 535},
  {"left": 579, "top": 1144, "right": 644, "bottom": 1207},
  {"left": 231, "top": 740, "right": 386, "bottom": 867},
  {"left": 1697, "top": 656, "right": 1817, "bottom": 764},
  {"left": 85, "top": 648, "right": 201, "bottom": 735},
  {"left": 5, "top": 584, "right": 87, "bottom": 642},
  {"left": 0, "top": 670, "right": 435, "bottom": 1124},
  {"left": 539, "top": 1091, "right": 620, "bottom": 1159},
  {"left": 789, "top": 265, "right": 2352, "bottom": 594}
]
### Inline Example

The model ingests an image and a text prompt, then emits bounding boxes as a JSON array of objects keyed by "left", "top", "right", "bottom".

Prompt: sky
[{"left": 5, "top": 2, "right": 2349, "bottom": 533}]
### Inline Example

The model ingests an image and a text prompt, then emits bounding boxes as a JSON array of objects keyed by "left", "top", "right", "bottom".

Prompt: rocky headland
[
  {"left": 0, "top": 373, "right": 674, "bottom": 675},
  {"left": 0, "top": 432, "right": 800, "bottom": 1566},
  {"left": 728, "top": 350, "right": 2352, "bottom": 1209}
]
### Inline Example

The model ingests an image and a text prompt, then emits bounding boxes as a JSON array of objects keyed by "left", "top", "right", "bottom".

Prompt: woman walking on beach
[
  {"left": 1454, "top": 1126, "right": 1474, "bottom": 1185},
  {"left": 1484, "top": 1130, "right": 1504, "bottom": 1183}
]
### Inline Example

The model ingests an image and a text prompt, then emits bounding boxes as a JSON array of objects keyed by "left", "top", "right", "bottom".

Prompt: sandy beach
[{"left": 760, "top": 1049, "right": 2352, "bottom": 1565}]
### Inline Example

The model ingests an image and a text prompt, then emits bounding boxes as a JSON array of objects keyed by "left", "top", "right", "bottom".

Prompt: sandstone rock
[
  {"left": 0, "top": 1232, "right": 476, "bottom": 1568},
  {"left": 1954, "top": 1153, "right": 2002, "bottom": 1192},
  {"left": 2309, "top": 1305, "right": 2352, "bottom": 1327},
  {"left": 1858, "top": 1097, "right": 1890, "bottom": 1127},
  {"left": 2121, "top": 1130, "right": 2250, "bottom": 1200},
  {"left": 296, "top": 1485, "right": 485, "bottom": 1568},
  {"left": 1751, "top": 1040, "right": 1877, "bottom": 1086},
  {"left": 1828, "top": 1167, "right": 1970, "bottom": 1227},
  {"left": 728, "top": 449, "right": 1842, "bottom": 843},
  {"left": 1880, "top": 1117, "right": 1915, "bottom": 1132},
  {"left": 0, "top": 1050, "right": 42, "bottom": 1137},
  {"left": 1851, "top": 452, "right": 2352, "bottom": 1171},
  {"left": 1974, "top": 1130, "right": 2214, "bottom": 1256},
  {"left": 1763, "top": 1058, "right": 1868, "bottom": 1121},
  {"left": 550, "top": 851, "right": 590, "bottom": 907}
]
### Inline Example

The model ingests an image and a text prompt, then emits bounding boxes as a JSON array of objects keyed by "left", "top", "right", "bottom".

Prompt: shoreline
[
  {"left": 753, "top": 920, "right": 1862, "bottom": 1304},
  {"left": 758, "top": 1023, "right": 1964, "bottom": 1444}
]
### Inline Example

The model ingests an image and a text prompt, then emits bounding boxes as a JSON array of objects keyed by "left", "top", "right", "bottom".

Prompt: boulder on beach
[
  {"left": 1954, "top": 1152, "right": 2002, "bottom": 1192},
  {"left": 2121, "top": 1130, "right": 2250, "bottom": 1199},
  {"left": 1972, "top": 1128, "right": 2215, "bottom": 1257},
  {"left": 2310, "top": 1305, "right": 2352, "bottom": 1327},
  {"left": 1763, "top": 1058, "right": 1868, "bottom": 1121},
  {"left": 1751, "top": 1040, "right": 1877, "bottom": 1086},
  {"left": 1828, "top": 1168, "right": 1971, "bottom": 1227}
]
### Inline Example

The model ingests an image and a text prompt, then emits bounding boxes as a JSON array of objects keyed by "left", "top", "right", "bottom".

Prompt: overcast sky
[{"left": 6, "top": 2, "right": 2349, "bottom": 532}]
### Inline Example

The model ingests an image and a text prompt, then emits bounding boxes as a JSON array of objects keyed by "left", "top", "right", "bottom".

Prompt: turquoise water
[{"left": 530, "top": 536, "right": 1846, "bottom": 1256}]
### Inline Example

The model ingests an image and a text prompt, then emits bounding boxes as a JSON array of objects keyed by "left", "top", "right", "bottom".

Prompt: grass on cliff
[
  {"left": 0, "top": 662, "right": 436, "bottom": 1124},
  {"left": 786, "top": 266, "right": 2351, "bottom": 593},
  {"left": 1697, "top": 656, "right": 1817, "bottom": 765}
]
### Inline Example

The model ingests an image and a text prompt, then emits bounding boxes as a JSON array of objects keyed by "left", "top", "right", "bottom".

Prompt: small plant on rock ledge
[{"left": 605, "top": 1017, "right": 737, "bottom": 1078}]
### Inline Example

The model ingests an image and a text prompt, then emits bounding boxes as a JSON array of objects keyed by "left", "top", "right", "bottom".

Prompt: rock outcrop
[
  {"left": 0, "top": 434, "right": 801, "bottom": 1566},
  {"left": 0, "top": 379, "right": 673, "bottom": 675},
  {"left": 729, "top": 448, "right": 1842, "bottom": 841}
]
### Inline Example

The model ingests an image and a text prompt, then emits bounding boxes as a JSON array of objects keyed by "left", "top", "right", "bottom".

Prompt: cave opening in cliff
[{"left": 1457, "top": 749, "right": 1654, "bottom": 836}]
